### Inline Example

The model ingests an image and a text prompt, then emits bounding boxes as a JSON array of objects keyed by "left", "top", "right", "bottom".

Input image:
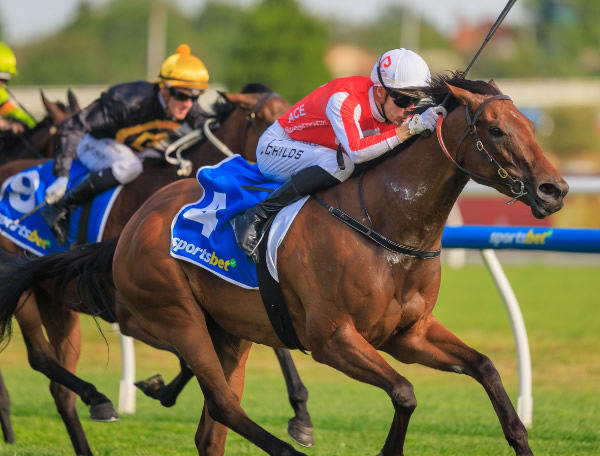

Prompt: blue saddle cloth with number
[
  {"left": 0, "top": 160, "right": 120, "bottom": 256},
  {"left": 171, "top": 155, "right": 281, "bottom": 289}
]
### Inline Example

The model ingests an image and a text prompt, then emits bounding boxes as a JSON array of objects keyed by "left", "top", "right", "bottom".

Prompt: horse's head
[
  {"left": 212, "top": 85, "right": 291, "bottom": 162},
  {"left": 21, "top": 89, "right": 81, "bottom": 159},
  {"left": 439, "top": 78, "right": 568, "bottom": 219}
]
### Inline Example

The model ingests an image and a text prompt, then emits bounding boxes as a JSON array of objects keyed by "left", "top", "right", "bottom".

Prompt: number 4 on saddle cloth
[
  {"left": 0, "top": 160, "right": 121, "bottom": 255},
  {"left": 171, "top": 154, "right": 309, "bottom": 289}
]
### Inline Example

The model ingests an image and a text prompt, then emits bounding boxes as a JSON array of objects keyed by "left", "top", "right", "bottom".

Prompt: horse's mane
[
  {"left": 419, "top": 71, "right": 501, "bottom": 112},
  {"left": 212, "top": 82, "right": 274, "bottom": 124},
  {"left": 353, "top": 72, "right": 500, "bottom": 175}
]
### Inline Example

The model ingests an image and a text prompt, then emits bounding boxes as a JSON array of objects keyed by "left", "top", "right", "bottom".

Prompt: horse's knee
[
  {"left": 474, "top": 354, "right": 502, "bottom": 384},
  {"left": 390, "top": 382, "right": 417, "bottom": 413},
  {"left": 27, "top": 348, "right": 50, "bottom": 374}
]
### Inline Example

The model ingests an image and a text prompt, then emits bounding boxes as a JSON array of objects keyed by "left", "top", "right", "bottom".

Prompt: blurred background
[{"left": 1, "top": 0, "right": 599, "bottom": 229}]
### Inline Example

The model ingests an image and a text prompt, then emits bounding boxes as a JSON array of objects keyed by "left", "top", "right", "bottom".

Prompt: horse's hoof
[
  {"left": 134, "top": 373, "right": 165, "bottom": 399},
  {"left": 90, "top": 402, "right": 119, "bottom": 422},
  {"left": 287, "top": 418, "right": 315, "bottom": 447}
]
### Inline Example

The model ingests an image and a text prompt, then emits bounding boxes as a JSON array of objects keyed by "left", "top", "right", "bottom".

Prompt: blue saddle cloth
[
  {"left": 0, "top": 160, "right": 120, "bottom": 256},
  {"left": 171, "top": 155, "right": 281, "bottom": 289}
]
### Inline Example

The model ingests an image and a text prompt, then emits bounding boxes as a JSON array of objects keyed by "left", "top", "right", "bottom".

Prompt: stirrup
[
  {"left": 41, "top": 205, "right": 70, "bottom": 246},
  {"left": 248, "top": 231, "right": 266, "bottom": 264}
]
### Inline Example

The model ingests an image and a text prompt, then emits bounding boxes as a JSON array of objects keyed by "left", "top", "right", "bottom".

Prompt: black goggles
[
  {"left": 169, "top": 87, "right": 201, "bottom": 102},
  {"left": 388, "top": 91, "right": 421, "bottom": 108}
]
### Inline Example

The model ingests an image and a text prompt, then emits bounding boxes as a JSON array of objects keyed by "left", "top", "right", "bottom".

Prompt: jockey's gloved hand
[
  {"left": 408, "top": 105, "right": 447, "bottom": 135},
  {"left": 45, "top": 176, "right": 69, "bottom": 204}
]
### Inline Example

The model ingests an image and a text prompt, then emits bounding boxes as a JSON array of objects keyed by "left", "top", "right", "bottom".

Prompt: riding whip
[
  {"left": 442, "top": 0, "right": 518, "bottom": 107},
  {"left": 421, "top": 0, "right": 518, "bottom": 137},
  {"left": 0, "top": 201, "right": 47, "bottom": 235},
  {"left": 5, "top": 86, "right": 38, "bottom": 123}
]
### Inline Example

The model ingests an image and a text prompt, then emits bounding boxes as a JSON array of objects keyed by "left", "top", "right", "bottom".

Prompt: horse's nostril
[{"left": 539, "top": 182, "right": 561, "bottom": 199}]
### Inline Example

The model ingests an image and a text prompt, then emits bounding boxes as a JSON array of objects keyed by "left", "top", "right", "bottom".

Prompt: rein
[{"left": 436, "top": 94, "right": 528, "bottom": 204}]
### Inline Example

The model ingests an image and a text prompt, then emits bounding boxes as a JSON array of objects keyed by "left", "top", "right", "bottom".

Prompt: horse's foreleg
[
  {"left": 273, "top": 348, "right": 314, "bottom": 447},
  {"left": 0, "top": 370, "right": 15, "bottom": 443},
  {"left": 381, "top": 315, "right": 532, "bottom": 456},
  {"left": 310, "top": 324, "right": 416, "bottom": 456}
]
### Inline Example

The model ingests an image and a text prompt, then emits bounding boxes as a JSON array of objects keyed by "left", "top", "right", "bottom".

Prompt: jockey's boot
[
  {"left": 231, "top": 165, "right": 340, "bottom": 262},
  {"left": 41, "top": 167, "right": 120, "bottom": 247}
]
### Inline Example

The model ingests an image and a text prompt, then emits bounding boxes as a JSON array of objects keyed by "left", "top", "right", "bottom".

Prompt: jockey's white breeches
[
  {"left": 256, "top": 121, "right": 354, "bottom": 182},
  {"left": 76, "top": 134, "right": 143, "bottom": 184}
]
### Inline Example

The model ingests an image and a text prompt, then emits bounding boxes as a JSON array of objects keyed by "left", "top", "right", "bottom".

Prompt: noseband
[{"left": 436, "top": 94, "right": 528, "bottom": 204}]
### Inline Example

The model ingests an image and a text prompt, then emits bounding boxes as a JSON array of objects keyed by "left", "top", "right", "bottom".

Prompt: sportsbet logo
[
  {"left": 172, "top": 237, "right": 236, "bottom": 271},
  {"left": 489, "top": 229, "right": 553, "bottom": 248},
  {"left": 208, "top": 251, "right": 235, "bottom": 271}
]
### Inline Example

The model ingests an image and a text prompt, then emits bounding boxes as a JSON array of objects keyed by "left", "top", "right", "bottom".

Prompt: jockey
[
  {"left": 41, "top": 43, "right": 211, "bottom": 246},
  {"left": 231, "top": 48, "right": 447, "bottom": 260},
  {"left": 0, "top": 41, "right": 36, "bottom": 134}
]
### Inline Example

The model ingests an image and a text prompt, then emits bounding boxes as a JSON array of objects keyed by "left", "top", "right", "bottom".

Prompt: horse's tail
[{"left": 0, "top": 238, "right": 119, "bottom": 347}]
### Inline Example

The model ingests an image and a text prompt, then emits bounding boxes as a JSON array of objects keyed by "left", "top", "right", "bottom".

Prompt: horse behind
[
  {"left": 3, "top": 75, "right": 568, "bottom": 455},
  {"left": 0, "top": 86, "right": 315, "bottom": 455},
  {"left": 0, "top": 89, "right": 80, "bottom": 164}
]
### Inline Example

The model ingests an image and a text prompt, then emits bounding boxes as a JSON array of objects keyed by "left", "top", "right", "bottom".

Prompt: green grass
[{"left": 1, "top": 264, "right": 599, "bottom": 455}]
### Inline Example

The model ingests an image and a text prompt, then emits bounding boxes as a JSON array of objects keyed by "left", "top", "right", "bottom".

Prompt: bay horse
[
  {"left": 0, "top": 85, "right": 314, "bottom": 454},
  {"left": 1, "top": 75, "right": 568, "bottom": 455},
  {"left": 0, "top": 90, "right": 80, "bottom": 164}
]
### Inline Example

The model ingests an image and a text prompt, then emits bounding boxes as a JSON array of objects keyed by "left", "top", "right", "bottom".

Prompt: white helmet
[{"left": 371, "top": 48, "right": 430, "bottom": 90}]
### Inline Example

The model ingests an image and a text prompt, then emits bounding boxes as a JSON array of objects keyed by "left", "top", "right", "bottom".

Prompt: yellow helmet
[
  {"left": 0, "top": 41, "right": 18, "bottom": 80},
  {"left": 158, "top": 44, "right": 209, "bottom": 92}
]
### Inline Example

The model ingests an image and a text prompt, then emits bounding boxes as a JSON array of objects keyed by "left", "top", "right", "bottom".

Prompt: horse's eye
[{"left": 489, "top": 126, "right": 504, "bottom": 137}]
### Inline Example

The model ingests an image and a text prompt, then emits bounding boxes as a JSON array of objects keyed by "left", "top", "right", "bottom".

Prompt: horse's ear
[
  {"left": 40, "top": 89, "right": 62, "bottom": 121},
  {"left": 487, "top": 79, "right": 501, "bottom": 92},
  {"left": 445, "top": 83, "right": 484, "bottom": 107},
  {"left": 67, "top": 89, "right": 81, "bottom": 113},
  {"left": 224, "top": 92, "right": 254, "bottom": 110},
  {"left": 40, "top": 89, "right": 49, "bottom": 109}
]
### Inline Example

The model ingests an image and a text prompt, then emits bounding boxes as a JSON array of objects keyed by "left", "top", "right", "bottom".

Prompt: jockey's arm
[{"left": 326, "top": 94, "right": 400, "bottom": 165}]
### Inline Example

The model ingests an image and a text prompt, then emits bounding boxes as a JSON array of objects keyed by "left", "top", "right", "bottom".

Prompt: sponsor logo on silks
[
  {"left": 288, "top": 104, "right": 306, "bottom": 122},
  {"left": 0, "top": 213, "right": 51, "bottom": 250},
  {"left": 172, "top": 237, "right": 236, "bottom": 271},
  {"left": 489, "top": 229, "right": 553, "bottom": 248}
]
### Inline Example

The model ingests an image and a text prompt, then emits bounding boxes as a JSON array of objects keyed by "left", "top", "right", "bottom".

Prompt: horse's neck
[{"left": 364, "top": 135, "right": 469, "bottom": 251}]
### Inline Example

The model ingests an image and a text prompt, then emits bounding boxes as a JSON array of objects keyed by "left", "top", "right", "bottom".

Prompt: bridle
[
  {"left": 239, "top": 92, "right": 278, "bottom": 149},
  {"left": 435, "top": 94, "right": 528, "bottom": 204}
]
